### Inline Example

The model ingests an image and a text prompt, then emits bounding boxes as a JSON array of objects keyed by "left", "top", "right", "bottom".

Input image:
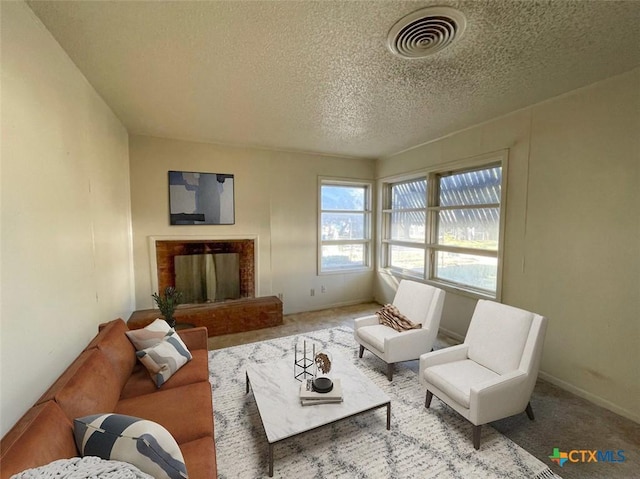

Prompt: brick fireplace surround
[
  {"left": 155, "top": 238, "right": 255, "bottom": 297},
  {"left": 127, "top": 238, "right": 283, "bottom": 336}
]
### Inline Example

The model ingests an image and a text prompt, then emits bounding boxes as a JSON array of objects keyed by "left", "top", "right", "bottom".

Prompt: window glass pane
[
  {"left": 390, "top": 211, "right": 425, "bottom": 242},
  {"left": 321, "top": 212, "right": 365, "bottom": 240},
  {"left": 391, "top": 179, "right": 426, "bottom": 209},
  {"left": 434, "top": 251, "right": 497, "bottom": 292},
  {"left": 439, "top": 166, "right": 501, "bottom": 206},
  {"left": 321, "top": 185, "right": 365, "bottom": 210},
  {"left": 321, "top": 244, "right": 365, "bottom": 270},
  {"left": 389, "top": 245, "right": 425, "bottom": 276},
  {"left": 437, "top": 208, "right": 499, "bottom": 250}
]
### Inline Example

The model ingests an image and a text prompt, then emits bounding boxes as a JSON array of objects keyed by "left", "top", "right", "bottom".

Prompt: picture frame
[{"left": 168, "top": 170, "right": 235, "bottom": 225}]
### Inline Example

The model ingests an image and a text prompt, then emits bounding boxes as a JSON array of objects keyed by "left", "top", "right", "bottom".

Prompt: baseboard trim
[
  {"left": 537, "top": 371, "right": 639, "bottom": 424},
  {"left": 285, "top": 297, "right": 376, "bottom": 315},
  {"left": 438, "top": 327, "right": 464, "bottom": 343}
]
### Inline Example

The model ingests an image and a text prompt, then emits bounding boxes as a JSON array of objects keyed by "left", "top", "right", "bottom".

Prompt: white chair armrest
[
  {"left": 383, "top": 328, "right": 430, "bottom": 363},
  {"left": 470, "top": 370, "right": 529, "bottom": 424},
  {"left": 418, "top": 344, "right": 469, "bottom": 384},
  {"left": 354, "top": 314, "right": 379, "bottom": 330}
]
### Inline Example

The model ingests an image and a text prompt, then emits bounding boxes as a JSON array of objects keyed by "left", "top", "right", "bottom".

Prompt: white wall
[
  {"left": 376, "top": 68, "right": 640, "bottom": 422},
  {"left": 129, "top": 135, "right": 375, "bottom": 314},
  {"left": 0, "top": 2, "right": 134, "bottom": 436}
]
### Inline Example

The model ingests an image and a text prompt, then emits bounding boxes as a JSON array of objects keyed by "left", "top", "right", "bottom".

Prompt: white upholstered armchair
[
  {"left": 419, "top": 299, "right": 548, "bottom": 449},
  {"left": 354, "top": 280, "right": 445, "bottom": 381}
]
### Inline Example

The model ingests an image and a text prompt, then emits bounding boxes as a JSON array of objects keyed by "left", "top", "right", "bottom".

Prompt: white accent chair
[
  {"left": 419, "top": 299, "right": 548, "bottom": 449},
  {"left": 354, "top": 280, "right": 445, "bottom": 381}
]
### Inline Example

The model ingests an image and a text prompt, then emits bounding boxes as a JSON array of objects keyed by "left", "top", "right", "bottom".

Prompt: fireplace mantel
[{"left": 148, "top": 235, "right": 258, "bottom": 300}]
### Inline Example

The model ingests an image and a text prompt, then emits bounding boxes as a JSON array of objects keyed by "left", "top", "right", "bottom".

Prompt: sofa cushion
[
  {"left": 180, "top": 436, "right": 217, "bottom": 479},
  {"left": 37, "top": 349, "right": 121, "bottom": 421},
  {"left": 86, "top": 318, "right": 137, "bottom": 390},
  {"left": 136, "top": 332, "right": 192, "bottom": 388},
  {"left": 174, "top": 327, "right": 209, "bottom": 351},
  {"left": 74, "top": 413, "right": 187, "bottom": 479},
  {"left": 126, "top": 318, "right": 172, "bottom": 350},
  {"left": 115, "top": 381, "right": 214, "bottom": 445},
  {"left": 0, "top": 401, "right": 78, "bottom": 478},
  {"left": 120, "top": 350, "right": 210, "bottom": 399}
]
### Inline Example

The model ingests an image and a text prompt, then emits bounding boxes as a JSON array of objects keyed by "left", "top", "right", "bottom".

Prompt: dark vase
[{"left": 163, "top": 314, "right": 176, "bottom": 329}]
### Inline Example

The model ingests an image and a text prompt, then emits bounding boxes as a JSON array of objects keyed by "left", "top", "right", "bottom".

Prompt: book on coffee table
[
  {"left": 300, "top": 397, "right": 343, "bottom": 406},
  {"left": 299, "top": 378, "right": 343, "bottom": 405}
]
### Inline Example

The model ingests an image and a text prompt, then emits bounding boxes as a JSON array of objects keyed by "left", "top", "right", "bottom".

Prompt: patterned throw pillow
[
  {"left": 125, "top": 318, "right": 173, "bottom": 350},
  {"left": 376, "top": 304, "right": 422, "bottom": 332},
  {"left": 73, "top": 413, "right": 188, "bottom": 479},
  {"left": 136, "top": 332, "right": 192, "bottom": 387}
]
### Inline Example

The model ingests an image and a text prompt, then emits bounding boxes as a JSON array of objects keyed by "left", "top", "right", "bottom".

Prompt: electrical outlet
[
  {"left": 310, "top": 288, "right": 315, "bottom": 297},
  {"left": 321, "top": 285, "right": 326, "bottom": 293},
  {"left": 277, "top": 293, "right": 283, "bottom": 301}
]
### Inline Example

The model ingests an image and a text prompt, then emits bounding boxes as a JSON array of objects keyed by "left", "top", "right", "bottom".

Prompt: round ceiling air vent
[{"left": 387, "top": 6, "right": 467, "bottom": 59}]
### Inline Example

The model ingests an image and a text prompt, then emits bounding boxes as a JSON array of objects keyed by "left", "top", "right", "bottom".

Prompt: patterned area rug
[{"left": 209, "top": 327, "right": 561, "bottom": 479}]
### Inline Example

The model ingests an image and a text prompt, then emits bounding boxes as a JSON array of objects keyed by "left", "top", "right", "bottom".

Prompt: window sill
[
  {"left": 319, "top": 266, "right": 373, "bottom": 276},
  {"left": 378, "top": 268, "right": 498, "bottom": 301}
]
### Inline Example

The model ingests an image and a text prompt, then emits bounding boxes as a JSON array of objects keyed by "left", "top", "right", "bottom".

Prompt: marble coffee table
[{"left": 245, "top": 352, "right": 391, "bottom": 476}]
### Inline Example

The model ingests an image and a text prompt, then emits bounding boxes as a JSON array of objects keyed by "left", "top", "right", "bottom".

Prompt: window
[
  {"left": 319, "top": 179, "right": 372, "bottom": 273},
  {"left": 381, "top": 153, "right": 506, "bottom": 298},
  {"left": 386, "top": 178, "right": 427, "bottom": 276}
]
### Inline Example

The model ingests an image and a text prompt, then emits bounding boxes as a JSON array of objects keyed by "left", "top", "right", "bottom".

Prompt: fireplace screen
[
  {"left": 169, "top": 171, "right": 235, "bottom": 225},
  {"left": 174, "top": 253, "right": 240, "bottom": 303}
]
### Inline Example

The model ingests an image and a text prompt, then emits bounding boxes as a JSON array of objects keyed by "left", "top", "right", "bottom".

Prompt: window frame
[
  {"left": 380, "top": 177, "right": 429, "bottom": 279},
  {"left": 318, "top": 177, "right": 373, "bottom": 275},
  {"left": 379, "top": 150, "right": 508, "bottom": 300}
]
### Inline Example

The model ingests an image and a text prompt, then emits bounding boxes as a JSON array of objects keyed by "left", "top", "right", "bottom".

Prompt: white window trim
[
  {"left": 377, "top": 150, "right": 508, "bottom": 300},
  {"left": 318, "top": 177, "right": 374, "bottom": 275}
]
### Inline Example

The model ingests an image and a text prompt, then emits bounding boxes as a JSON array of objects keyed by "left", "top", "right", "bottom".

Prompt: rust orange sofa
[{"left": 0, "top": 318, "right": 217, "bottom": 478}]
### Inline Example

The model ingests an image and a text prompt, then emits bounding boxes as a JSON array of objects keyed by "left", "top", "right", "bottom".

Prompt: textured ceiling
[{"left": 26, "top": 0, "right": 640, "bottom": 159}]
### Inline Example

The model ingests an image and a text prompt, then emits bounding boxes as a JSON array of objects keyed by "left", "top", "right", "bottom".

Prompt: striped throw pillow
[
  {"left": 376, "top": 304, "right": 422, "bottom": 332},
  {"left": 73, "top": 413, "right": 188, "bottom": 479},
  {"left": 136, "top": 332, "right": 192, "bottom": 387}
]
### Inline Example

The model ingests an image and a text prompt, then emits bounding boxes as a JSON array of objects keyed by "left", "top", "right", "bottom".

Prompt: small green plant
[{"left": 152, "top": 286, "right": 183, "bottom": 328}]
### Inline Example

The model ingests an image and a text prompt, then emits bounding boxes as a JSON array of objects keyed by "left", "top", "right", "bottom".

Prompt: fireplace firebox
[{"left": 155, "top": 239, "right": 255, "bottom": 300}]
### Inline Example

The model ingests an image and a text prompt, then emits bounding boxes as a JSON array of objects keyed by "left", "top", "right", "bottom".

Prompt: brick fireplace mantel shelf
[{"left": 127, "top": 296, "right": 283, "bottom": 337}]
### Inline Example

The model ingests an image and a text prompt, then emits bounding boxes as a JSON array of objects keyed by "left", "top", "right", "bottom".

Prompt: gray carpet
[{"left": 209, "top": 327, "right": 562, "bottom": 478}]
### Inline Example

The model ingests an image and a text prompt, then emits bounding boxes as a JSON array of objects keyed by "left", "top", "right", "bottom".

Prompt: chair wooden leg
[
  {"left": 386, "top": 363, "right": 393, "bottom": 381},
  {"left": 425, "top": 390, "right": 433, "bottom": 408},
  {"left": 473, "top": 425, "right": 482, "bottom": 450},
  {"left": 525, "top": 401, "right": 535, "bottom": 420},
  {"left": 358, "top": 345, "right": 365, "bottom": 358}
]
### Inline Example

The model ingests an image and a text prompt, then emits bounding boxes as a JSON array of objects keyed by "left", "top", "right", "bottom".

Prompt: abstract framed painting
[{"left": 168, "top": 171, "right": 235, "bottom": 225}]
